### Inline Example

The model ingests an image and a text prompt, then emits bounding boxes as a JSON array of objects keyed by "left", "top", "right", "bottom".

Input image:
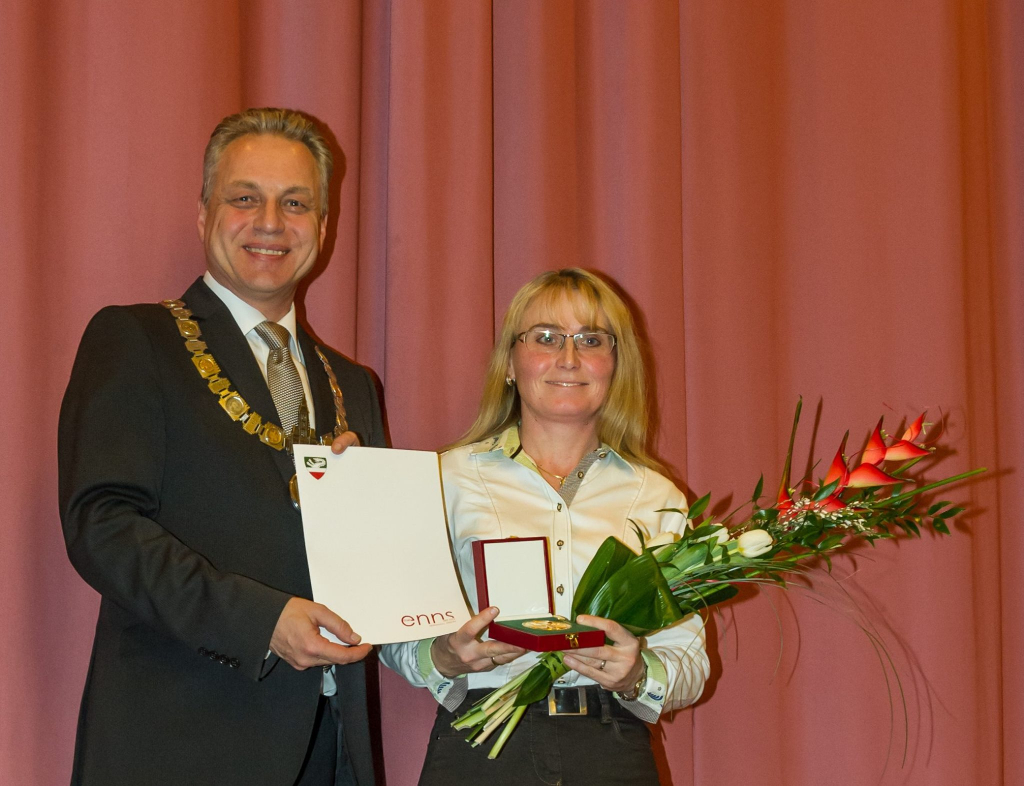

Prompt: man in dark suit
[{"left": 59, "top": 108, "right": 383, "bottom": 785}]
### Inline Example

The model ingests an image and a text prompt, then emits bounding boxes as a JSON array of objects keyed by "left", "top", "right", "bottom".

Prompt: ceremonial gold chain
[
  {"left": 161, "top": 298, "right": 348, "bottom": 453},
  {"left": 162, "top": 299, "right": 289, "bottom": 450}
]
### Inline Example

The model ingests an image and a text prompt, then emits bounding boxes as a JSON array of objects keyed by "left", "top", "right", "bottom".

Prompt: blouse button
[
  {"left": 556, "top": 539, "right": 564, "bottom": 548},
  {"left": 556, "top": 503, "right": 563, "bottom": 512},
  {"left": 598, "top": 452, "right": 607, "bottom": 459},
  {"left": 577, "top": 471, "right": 584, "bottom": 479},
  {"left": 556, "top": 584, "right": 564, "bottom": 595}
]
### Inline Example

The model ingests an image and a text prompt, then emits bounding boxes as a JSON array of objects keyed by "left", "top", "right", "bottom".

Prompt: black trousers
[
  {"left": 294, "top": 695, "right": 358, "bottom": 786},
  {"left": 418, "top": 687, "right": 661, "bottom": 786}
]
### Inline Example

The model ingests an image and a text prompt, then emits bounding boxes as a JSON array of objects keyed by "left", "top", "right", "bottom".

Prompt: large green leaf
[
  {"left": 515, "top": 654, "right": 569, "bottom": 706},
  {"left": 577, "top": 550, "right": 685, "bottom": 636},
  {"left": 676, "top": 583, "right": 739, "bottom": 614},
  {"left": 571, "top": 536, "right": 636, "bottom": 618}
]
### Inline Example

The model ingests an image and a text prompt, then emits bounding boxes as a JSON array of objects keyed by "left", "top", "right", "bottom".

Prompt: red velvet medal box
[{"left": 472, "top": 537, "right": 604, "bottom": 652}]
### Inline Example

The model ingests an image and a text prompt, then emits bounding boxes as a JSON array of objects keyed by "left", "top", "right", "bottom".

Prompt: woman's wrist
[
  {"left": 616, "top": 658, "right": 648, "bottom": 701},
  {"left": 430, "top": 635, "right": 460, "bottom": 678}
]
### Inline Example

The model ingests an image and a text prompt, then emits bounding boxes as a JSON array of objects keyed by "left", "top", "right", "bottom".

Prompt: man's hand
[
  {"left": 270, "top": 597, "right": 372, "bottom": 670},
  {"left": 330, "top": 431, "right": 360, "bottom": 455}
]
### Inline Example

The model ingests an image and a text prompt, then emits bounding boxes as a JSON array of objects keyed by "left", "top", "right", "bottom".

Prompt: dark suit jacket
[{"left": 59, "top": 278, "right": 385, "bottom": 786}]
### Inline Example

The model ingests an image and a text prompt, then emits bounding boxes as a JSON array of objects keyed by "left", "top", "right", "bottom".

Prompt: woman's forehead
[{"left": 520, "top": 290, "right": 607, "bottom": 328}]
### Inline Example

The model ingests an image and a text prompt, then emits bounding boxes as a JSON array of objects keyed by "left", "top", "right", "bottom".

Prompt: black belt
[{"left": 465, "top": 685, "right": 634, "bottom": 721}]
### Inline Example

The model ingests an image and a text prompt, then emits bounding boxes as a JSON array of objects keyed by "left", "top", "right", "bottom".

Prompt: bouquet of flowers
[{"left": 452, "top": 401, "right": 984, "bottom": 759}]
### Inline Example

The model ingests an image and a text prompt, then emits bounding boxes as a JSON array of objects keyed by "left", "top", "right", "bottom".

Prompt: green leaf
[
  {"left": 927, "top": 502, "right": 947, "bottom": 515},
  {"left": 516, "top": 655, "right": 569, "bottom": 706},
  {"left": 932, "top": 518, "right": 950, "bottom": 535},
  {"left": 677, "top": 583, "right": 739, "bottom": 613},
  {"left": 752, "top": 508, "right": 779, "bottom": 522},
  {"left": 687, "top": 493, "right": 711, "bottom": 521},
  {"left": 579, "top": 550, "right": 685, "bottom": 636},
  {"left": 571, "top": 537, "right": 635, "bottom": 619},
  {"left": 813, "top": 479, "right": 840, "bottom": 501},
  {"left": 818, "top": 534, "right": 845, "bottom": 551},
  {"left": 654, "top": 507, "right": 687, "bottom": 517},
  {"left": 667, "top": 543, "right": 713, "bottom": 573},
  {"left": 938, "top": 507, "right": 964, "bottom": 519},
  {"left": 777, "top": 397, "right": 803, "bottom": 503},
  {"left": 752, "top": 474, "right": 764, "bottom": 503}
]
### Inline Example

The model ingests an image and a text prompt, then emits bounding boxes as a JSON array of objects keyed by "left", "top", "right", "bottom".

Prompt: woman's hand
[
  {"left": 430, "top": 607, "right": 528, "bottom": 678},
  {"left": 562, "top": 615, "right": 645, "bottom": 694}
]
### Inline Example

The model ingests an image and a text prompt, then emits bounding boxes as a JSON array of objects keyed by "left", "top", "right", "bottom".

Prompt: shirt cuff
[
  {"left": 617, "top": 649, "right": 667, "bottom": 723},
  {"left": 417, "top": 637, "right": 468, "bottom": 712}
]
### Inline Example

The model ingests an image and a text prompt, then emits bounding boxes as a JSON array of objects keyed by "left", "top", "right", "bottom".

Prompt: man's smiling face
[{"left": 197, "top": 133, "right": 326, "bottom": 320}]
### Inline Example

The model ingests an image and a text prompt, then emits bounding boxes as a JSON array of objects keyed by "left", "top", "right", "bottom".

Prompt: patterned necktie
[{"left": 254, "top": 321, "right": 304, "bottom": 434}]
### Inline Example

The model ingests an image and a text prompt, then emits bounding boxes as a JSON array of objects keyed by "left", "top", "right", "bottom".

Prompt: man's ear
[{"left": 197, "top": 199, "right": 208, "bottom": 242}]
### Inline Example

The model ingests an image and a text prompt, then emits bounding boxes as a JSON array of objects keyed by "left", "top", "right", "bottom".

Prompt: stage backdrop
[{"left": 2, "top": 1, "right": 1021, "bottom": 784}]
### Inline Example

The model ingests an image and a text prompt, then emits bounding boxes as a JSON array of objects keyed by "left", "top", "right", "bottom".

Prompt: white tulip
[
  {"left": 737, "top": 529, "right": 773, "bottom": 557},
  {"left": 697, "top": 526, "right": 731, "bottom": 545}
]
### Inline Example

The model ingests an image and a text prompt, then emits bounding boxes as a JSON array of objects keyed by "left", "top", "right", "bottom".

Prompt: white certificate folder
[{"left": 293, "top": 445, "right": 470, "bottom": 644}]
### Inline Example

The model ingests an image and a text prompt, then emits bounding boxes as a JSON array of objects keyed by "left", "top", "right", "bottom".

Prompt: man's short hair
[{"left": 201, "top": 108, "right": 333, "bottom": 217}]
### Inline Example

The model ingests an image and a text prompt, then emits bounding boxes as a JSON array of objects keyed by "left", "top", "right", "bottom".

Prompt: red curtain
[{"left": 2, "top": 1, "right": 1020, "bottom": 783}]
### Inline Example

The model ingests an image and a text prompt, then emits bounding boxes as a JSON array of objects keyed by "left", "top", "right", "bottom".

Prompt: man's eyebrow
[
  {"left": 223, "top": 181, "right": 315, "bottom": 196},
  {"left": 225, "top": 180, "right": 261, "bottom": 191}
]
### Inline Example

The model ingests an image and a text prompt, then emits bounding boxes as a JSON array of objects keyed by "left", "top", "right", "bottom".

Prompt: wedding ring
[
  {"left": 490, "top": 656, "right": 498, "bottom": 667},
  {"left": 599, "top": 660, "right": 606, "bottom": 671}
]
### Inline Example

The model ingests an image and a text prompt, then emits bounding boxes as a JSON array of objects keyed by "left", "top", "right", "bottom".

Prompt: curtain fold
[{"left": 1, "top": 1, "right": 1019, "bottom": 783}]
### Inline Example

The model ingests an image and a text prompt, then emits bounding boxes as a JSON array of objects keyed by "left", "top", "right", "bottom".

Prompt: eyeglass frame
[{"left": 514, "top": 329, "right": 618, "bottom": 354}]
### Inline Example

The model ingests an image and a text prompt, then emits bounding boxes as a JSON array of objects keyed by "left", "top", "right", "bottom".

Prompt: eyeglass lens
[{"left": 519, "top": 330, "right": 616, "bottom": 354}]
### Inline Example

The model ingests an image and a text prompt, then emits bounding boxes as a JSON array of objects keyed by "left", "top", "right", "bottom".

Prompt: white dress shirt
[
  {"left": 202, "top": 272, "right": 315, "bottom": 426},
  {"left": 379, "top": 429, "right": 709, "bottom": 721}
]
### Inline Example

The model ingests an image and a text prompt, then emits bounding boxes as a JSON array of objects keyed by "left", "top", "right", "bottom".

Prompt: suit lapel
[
  {"left": 183, "top": 278, "right": 297, "bottom": 487},
  {"left": 298, "top": 328, "right": 337, "bottom": 439}
]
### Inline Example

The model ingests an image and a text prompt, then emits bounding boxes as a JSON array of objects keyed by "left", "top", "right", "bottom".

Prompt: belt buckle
[{"left": 547, "top": 686, "right": 587, "bottom": 716}]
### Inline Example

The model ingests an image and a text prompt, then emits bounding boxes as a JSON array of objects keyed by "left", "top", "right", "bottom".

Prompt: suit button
[
  {"left": 209, "top": 651, "right": 219, "bottom": 660},
  {"left": 230, "top": 659, "right": 240, "bottom": 669},
  {"left": 198, "top": 647, "right": 209, "bottom": 656},
  {"left": 218, "top": 655, "right": 230, "bottom": 665}
]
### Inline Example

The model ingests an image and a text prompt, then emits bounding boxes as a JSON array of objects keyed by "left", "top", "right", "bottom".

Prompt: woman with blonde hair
[{"left": 381, "top": 269, "right": 708, "bottom": 784}]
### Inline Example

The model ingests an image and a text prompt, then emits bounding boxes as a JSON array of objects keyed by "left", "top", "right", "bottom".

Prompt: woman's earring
[{"left": 505, "top": 376, "right": 515, "bottom": 387}]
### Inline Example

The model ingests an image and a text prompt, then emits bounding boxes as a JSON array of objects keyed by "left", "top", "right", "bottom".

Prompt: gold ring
[{"left": 599, "top": 660, "right": 606, "bottom": 671}]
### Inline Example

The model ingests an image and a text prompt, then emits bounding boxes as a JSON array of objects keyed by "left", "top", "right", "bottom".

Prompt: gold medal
[{"left": 523, "top": 619, "right": 572, "bottom": 631}]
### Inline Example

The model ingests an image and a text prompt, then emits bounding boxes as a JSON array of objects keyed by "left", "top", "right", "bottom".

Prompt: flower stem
[
  {"left": 487, "top": 705, "right": 528, "bottom": 760},
  {"left": 882, "top": 468, "right": 986, "bottom": 505}
]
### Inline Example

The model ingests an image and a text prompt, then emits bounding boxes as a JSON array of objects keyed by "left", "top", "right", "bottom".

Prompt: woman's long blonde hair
[{"left": 447, "top": 269, "right": 656, "bottom": 468}]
